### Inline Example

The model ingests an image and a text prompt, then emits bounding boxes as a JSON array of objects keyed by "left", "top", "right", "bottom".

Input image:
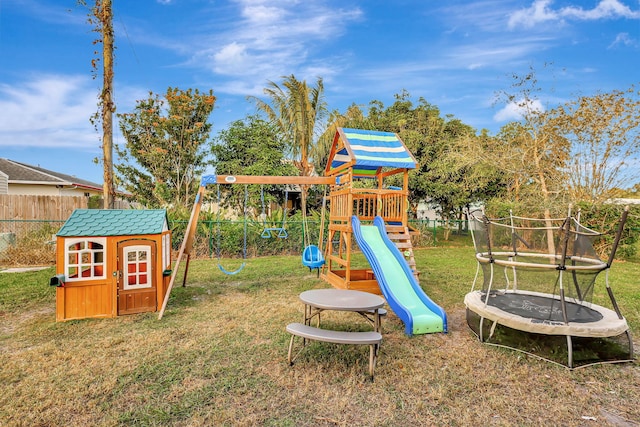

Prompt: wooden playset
[
  {"left": 321, "top": 127, "right": 418, "bottom": 294},
  {"left": 158, "top": 127, "right": 419, "bottom": 318}
]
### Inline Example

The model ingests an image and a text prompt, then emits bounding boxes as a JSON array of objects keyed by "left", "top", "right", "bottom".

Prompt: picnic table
[{"left": 286, "top": 289, "right": 385, "bottom": 379}]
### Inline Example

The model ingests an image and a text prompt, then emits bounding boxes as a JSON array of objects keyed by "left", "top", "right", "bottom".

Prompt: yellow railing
[{"left": 329, "top": 189, "right": 405, "bottom": 224}]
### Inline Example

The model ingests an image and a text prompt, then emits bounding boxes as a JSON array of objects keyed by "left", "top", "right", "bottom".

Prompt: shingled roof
[
  {"left": 0, "top": 158, "right": 102, "bottom": 190},
  {"left": 57, "top": 209, "right": 169, "bottom": 237}
]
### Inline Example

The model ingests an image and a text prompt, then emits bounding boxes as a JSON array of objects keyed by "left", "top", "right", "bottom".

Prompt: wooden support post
[{"left": 158, "top": 184, "right": 205, "bottom": 319}]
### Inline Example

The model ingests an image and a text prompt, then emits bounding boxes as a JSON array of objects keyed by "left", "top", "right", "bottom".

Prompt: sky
[{"left": 0, "top": 0, "right": 639, "bottom": 185}]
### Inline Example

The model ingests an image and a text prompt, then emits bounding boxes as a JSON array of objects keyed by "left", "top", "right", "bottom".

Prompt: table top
[{"left": 299, "top": 289, "right": 384, "bottom": 312}]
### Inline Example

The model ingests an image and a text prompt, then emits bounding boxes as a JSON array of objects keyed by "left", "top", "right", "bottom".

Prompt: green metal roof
[{"left": 57, "top": 209, "right": 169, "bottom": 237}]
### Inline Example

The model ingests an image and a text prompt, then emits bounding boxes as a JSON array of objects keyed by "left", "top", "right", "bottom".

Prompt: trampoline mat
[{"left": 482, "top": 292, "right": 604, "bottom": 323}]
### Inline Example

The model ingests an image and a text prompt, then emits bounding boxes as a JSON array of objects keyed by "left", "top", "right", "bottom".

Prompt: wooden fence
[{"left": 0, "top": 194, "right": 88, "bottom": 221}]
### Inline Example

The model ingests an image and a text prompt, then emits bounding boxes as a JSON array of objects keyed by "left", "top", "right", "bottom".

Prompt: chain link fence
[{"left": 0, "top": 218, "right": 477, "bottom": 267}]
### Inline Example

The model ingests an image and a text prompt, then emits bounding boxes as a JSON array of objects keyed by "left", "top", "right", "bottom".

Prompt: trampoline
[{"left": 465, "top": 208, "right": 633, "bottom": 368}]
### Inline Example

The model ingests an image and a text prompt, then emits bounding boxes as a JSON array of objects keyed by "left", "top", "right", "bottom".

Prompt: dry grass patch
[{"left": 1, "top": 249, "right": 639, "bottom": 426}]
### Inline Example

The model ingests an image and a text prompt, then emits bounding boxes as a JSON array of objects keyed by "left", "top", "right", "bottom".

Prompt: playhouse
[{"left": 52, "top": 209, "right": 172, "bottom": 321}]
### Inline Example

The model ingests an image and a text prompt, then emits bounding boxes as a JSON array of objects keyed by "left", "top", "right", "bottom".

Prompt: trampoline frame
[{"left": 464, "top": 208, "right": 634, "bottom": 368}]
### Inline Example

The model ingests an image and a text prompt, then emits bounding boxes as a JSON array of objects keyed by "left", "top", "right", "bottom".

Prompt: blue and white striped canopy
[{"left": 326, "top": 128, "right": 417, "bottom": 177}]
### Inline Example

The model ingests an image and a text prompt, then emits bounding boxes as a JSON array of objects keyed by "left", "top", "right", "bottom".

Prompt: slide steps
[{"left": 385, "top": 224, "right": 419, "bottom": 281}]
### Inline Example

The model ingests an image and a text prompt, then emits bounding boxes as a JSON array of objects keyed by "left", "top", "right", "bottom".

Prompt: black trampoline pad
[{"left": 483, "top": 292, "right": 604, "bottom": 323}]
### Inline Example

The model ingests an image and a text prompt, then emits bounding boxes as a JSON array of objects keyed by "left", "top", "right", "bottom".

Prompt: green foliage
[
  {"left": 249, "top": 75, "right": 327, "bottom": 178},
  {"left": 483, "top": 200, "right": 639, "bottom": 260},
  {"left": 116, "top": 87, "right": 216, "bottom": 209},
  {"left": 87, "top": 194, "right": 102, "bottom": 209},
  {"left": 212, "top": 116, "right": 296, "bottom": 177},
  {"left": 574, "top": 202, "right": 640, "bottom": 260},
  {"left": 211, "top": 115, "right": 298, "bottom": 212}
]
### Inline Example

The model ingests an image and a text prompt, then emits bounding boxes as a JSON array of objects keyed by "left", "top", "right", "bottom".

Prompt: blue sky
[{"left": 1, "top": 0, "right": 639, "bottom": 184}]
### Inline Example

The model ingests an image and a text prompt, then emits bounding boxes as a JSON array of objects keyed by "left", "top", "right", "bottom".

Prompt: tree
[
  {"left": 551, "top": 87, "right": 640, "bottom": 203},
  {"left": 491, "top": 70, "right": 640, "bottom": 210},
  {"left": 422, "top": 121, "right": 507, "bottom": 232},
  {"left": 211, "top": 115, "right": 298, "bottom": 211},
  {"left": 116, "top": 88, "right": 216, "bottom": 208},
  {"left": 491, "top": 70, "right": 571, "bottom": 220},
  {"left": 250, "top": 75, "right": 327, "bottom": 178},
  {"left": 79, "top": 0, "right": 116, "bottom": 208},
  {"left": 249, "top": 74, "right": 328, "bottom": 215}
]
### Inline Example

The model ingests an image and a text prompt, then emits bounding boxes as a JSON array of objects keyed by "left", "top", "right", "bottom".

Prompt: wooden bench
[{"left": 286, "top": 322, "right": 382, "bottom": 379}]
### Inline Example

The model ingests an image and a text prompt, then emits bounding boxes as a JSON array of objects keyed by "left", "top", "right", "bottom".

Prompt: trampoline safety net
[{"left": 469, "top": 211, "right": 607, "bottom": 304}]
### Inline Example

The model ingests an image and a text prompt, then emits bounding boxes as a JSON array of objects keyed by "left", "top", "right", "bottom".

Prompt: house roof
[
  {"left": 0, "top": 158, "right": 102, "bottom": 191},
  {"left": 325, "top": 128, "right": 417, "bottom": 177},
  {"left": 57, "top": 209, "right": 169, "bottom": 237}
]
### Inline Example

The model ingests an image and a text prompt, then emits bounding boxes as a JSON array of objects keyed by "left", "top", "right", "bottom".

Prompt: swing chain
[{"left": 215, "top": 184, "right": 248, "bottom": 275}]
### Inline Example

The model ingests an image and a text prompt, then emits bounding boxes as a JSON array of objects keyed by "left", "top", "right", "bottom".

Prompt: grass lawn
[{"left": 1, "top": 246, "right": 639, "bottom": 426}]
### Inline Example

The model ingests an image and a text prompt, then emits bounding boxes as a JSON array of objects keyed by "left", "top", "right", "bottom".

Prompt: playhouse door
[{"left": 117, "top": 240, "right": 157, "bottom": 315}]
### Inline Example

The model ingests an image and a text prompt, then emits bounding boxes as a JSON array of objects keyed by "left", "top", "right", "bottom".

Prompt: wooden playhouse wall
[{"left": 55, "top": 233, "right": 169, "bottom": 322}]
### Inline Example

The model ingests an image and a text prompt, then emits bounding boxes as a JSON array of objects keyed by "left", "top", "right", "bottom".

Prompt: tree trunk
[
  {"left": 535, "top": 157, "right": 556, "bottom": 255},
  {"left": 100, "top": 0, "right": 115, "bottom": 209}
]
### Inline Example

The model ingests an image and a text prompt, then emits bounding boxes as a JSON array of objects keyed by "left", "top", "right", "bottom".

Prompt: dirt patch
[{"left": 0, "top": 306, "right": 55, "bottom": 336}]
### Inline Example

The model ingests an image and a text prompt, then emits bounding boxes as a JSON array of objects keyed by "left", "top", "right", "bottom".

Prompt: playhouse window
[
  {"left": 123, "top": 245, "right": 152, "bottom": 290},
  {"left": 65, "top": 238, "right": 106, "bottom": 281}
]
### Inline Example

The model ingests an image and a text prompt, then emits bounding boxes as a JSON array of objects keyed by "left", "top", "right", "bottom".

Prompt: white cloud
[
  {"left": 508, "top": 0, "right": 640, "bottom": 29},
  {"left": 493, "top": 98, "right": 545, "bottom": 122},
  {"left": 0, "top": 74, "right": 143, "bottom": 149},
  {"left": 241, "top": 4, "right": 287, "bottom": 23},
  {"left": 508, "top": 0, "right": 559, "bottom": 29},
  {"left": 561, "top": 0, "right": 640, "bottom": 20},
  {"left": 192, "top": 1, "right": 362, "bottom": 88},
  {"left": 446, "top": 36, "right": 555, "bottom": 70},
  {"left": 0, "top": 75, "right": 96, "bottom": 137},
  {"left": 212, "top": 43, "right": 251, "bottom": 74},
  {"left": 608, "top": 32, "right": 639, "bottom": 48}
]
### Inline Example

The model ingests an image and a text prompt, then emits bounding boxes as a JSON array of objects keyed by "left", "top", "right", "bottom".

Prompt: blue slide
[{"left": 352, "top": 216, "right": 447, "bottom": 335}]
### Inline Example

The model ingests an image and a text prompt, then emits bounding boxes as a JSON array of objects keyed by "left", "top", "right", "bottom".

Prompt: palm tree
[
  {"left": 250, "top": 75, "right": 327, "bottom": 222},
  {"left": 250, "top": 75, "right": 327, "bottom": 178}
]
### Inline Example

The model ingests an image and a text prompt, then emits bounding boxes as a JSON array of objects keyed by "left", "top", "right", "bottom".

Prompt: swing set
[{"left": 159, "top": 174, "right": 335, "bottom": 319}]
